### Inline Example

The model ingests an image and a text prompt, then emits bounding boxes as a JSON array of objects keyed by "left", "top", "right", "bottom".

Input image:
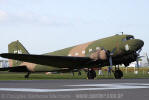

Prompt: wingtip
[
  {"left": 0, "top": 53, "right": 9, "bottom": 57},
  {"left": 0, "top": 53, "right": 4, "bottom": 57},
  {"left": 0, "top": 53, "right": 3, "bottom": 56}
]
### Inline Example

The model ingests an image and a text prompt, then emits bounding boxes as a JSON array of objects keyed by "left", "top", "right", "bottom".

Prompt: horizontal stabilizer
[{"left": 0, "top": 66, "right": 29, "bottom": 72}]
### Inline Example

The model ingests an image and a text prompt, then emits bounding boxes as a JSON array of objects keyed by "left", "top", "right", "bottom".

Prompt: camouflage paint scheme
[{"left": 6, "top": 34, "right": 144, "bottom": 72}]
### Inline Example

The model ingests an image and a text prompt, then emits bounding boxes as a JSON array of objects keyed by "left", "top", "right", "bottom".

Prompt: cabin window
[
  {"left": 82, "top": 50, "right": 85, "bottom": 54},
  {"left": 89, "top": 49, "right": 92, "bottom": 52},
  {"left": 75, "top": 53, "right": 79, "bottom": 56},
  {"left": 126, "top": 36, "right": 134, "bottom": 40},
  {"left": 122, "top": 36, "right": 134, "bottom": 42}
]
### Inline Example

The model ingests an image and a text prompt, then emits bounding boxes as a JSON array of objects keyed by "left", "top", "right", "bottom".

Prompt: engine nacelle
[{"left": 90, "top": 50, "right": 107, "bottom": 60}]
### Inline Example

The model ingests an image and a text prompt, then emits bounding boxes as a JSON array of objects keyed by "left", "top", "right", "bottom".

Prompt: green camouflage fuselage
[{"left": 8, "top": 34, "right": 144, "bottom": 72}]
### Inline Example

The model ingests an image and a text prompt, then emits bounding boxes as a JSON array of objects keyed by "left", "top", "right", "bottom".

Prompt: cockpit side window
[
  {"left": 126, "top": 36, "right": 134, "bottom": 40},
  {"left": 122, "top": 36, "right": 134, "bottom": 42}
]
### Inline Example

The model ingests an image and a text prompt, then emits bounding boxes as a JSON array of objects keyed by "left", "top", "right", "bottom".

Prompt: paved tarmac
[{"left": 0, "top": 79, "right": 149, "bottom": 100}]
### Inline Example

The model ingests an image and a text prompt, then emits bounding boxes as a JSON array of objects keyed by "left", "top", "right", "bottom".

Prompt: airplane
[{"left": 0, "top": 33, "right": 144, "bottom": 79}]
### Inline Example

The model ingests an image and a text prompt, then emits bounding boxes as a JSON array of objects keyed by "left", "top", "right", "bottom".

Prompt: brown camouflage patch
[
  {"left": 68, "top": 41, "right": 93, "bottom": 57},
  {"left": 20, "top": 62, "right": 36, "bottom": 72},
  {"left": 8, "top": 59, "right": 13, "bottom": 67}
]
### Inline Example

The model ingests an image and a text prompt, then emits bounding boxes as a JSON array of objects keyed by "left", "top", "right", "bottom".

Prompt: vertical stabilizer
[{"left": 8, "top": 40, "right": 29, "bottom": 67}]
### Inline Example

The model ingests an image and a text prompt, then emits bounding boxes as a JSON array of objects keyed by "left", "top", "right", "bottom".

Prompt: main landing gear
[
  {"left": 87, "top": 68, "right": 96, "bottom": 79},
  {"left": 24, "top": 72, "right": 31, "bottom": 79},
  {"left": 113, "top": 66, "right": 123, "bottom": 79}
]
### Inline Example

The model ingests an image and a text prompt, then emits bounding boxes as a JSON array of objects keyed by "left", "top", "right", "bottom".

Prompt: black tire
[
  {"left": 24, "top": 74, "right": 29, "bottom": 78},
  {"left": 114, "top": 70, "right": 123, "bottom": 79},
  {"left": 24, "top": 72, "right": 30, "bottom": 79},
  {"left": 87, "top": 70, "right": 96, "bottom": 79}
]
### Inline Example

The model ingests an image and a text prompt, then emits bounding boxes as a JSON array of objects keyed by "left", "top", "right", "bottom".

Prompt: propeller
[
  {"left": 89, "top": 47, "right": 117, "bottom": 69},
  {"left": 136, "top": 48, "right": 142, "bottom": 68},
  {"left": 146, "top": 53, "right": 149, "bottom": 65},
  {"left": 109, "top": 48, "right": 117, "bottom": 67},
  {"left": 136, "top": 57, "right": 139, "bottom": 68},
  {"left": 102, "top": 47, "right": 117, "bottom": 68},
  {"left": 137, "top": 48, "right": 142, "bottom": 54}
]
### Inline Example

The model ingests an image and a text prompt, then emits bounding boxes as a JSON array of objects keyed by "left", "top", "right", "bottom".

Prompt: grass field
[{"left": 0, "top": 67, "right": 149, "bottom": 80}]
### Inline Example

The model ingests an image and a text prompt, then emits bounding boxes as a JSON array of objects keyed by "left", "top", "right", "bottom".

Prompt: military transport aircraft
[{"left": 0, "top": 34, "right": 144, "bottom": 79}]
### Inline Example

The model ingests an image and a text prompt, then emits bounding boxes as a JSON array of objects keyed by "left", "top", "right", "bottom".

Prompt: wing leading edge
[{"left": 0, "top": 53, "right": 93, "bottom": 69}]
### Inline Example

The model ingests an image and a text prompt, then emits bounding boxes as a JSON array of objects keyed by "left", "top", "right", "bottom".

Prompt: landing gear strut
[
  {"left": 78, "top": 70, "right": 81, "bottom": 76},
  {"left": 24, "top": 72, "right": 31, "bottom": 79},
  {"left": 114, "top": 66, "right": 123, "bottom": 79}
]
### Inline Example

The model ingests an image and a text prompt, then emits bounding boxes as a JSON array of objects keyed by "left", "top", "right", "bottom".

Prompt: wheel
[
  {"left": 24, "top": 74, "right": 29, "bottom": 78},
  {"left": 87, "top": 69, "right": 96, "bottom": 79},
  {"left": 24, "top": 72, "right": 30, "bottom": 78},
  {"left": 114, "top": 69, "right": 123, "bottom": 79}
]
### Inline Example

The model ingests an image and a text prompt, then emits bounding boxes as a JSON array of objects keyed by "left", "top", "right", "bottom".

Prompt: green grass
[
  {"left": 0, "top": 72, "right": 87, "bottom": 80},
  {"left": 0, "top": 67, "right": 149, "bottom": 80}
]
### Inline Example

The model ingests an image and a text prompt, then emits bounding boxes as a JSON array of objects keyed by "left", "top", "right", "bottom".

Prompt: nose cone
[
  {"left": 130, "top": 39, "right": 144, "bottom": 52},
  {"left": 136, "top": 39, "right": 144, "bottom": 50},
  {"left": 126, "top": 39, "right": 144, "bottom": 52}
]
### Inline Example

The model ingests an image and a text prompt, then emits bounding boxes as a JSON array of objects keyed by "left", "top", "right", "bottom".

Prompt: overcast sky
[{"left": 0, "top": 0, "right": 148, "bottom": 57}]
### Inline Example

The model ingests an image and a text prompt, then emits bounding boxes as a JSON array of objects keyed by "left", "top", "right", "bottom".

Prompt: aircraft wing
[{"left": 0, "top": 53, "right": 93, "bottom": 69}]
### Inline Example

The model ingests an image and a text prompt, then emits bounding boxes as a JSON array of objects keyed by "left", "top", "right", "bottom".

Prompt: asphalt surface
[{"left": 0, "top": 79, "right": 149, "bottom": 100}]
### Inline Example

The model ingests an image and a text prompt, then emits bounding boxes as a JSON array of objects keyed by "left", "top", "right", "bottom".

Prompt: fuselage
[{"left": 33, "top": 34, "right": 144, "bottom": 72}]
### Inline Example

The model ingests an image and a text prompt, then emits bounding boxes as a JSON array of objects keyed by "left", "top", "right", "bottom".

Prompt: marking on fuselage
[
  {"left": 125, "top": 44, "right": 130, "bottom": 51},
  {"left": 14, "top": 50, "right": 22, "bottom": 54},
  {"left": 69, "top": 41, "right": 93, "bottom": 57},
  {"left": 20, "top": 62, "right": 36, "bottom": 72},
  {"left": 0, "top": 83, "right": 149, "bottom": 93},
  {"left": 82, "top": 50, "right": 85, "bottom": 54},
  {"left": 75, "top": 53, "right": 79, "bottom": 56},
  {"left": 89, "top": 48, "right": 93, "bottom": 52}
]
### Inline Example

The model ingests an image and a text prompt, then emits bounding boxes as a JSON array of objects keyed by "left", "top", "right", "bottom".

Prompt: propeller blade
[
  {"left": 112, "top": 48, "right": 117, "bottom": 53},
  {"left": 110, "top": 48, "right": 117, "bottom": 56},
  {"left": 136, "top": 58, "right": 139, "bottom": 68},
  {"left": 109, "top": 56, "right": 113, "bottom": 66},
  {"left": 146, "top": 54, "right": 149, "bottom": 64},
  {"left": 137, "top": 48, "right": 142, "bottom": 54},
  {"left": 135, "top": 48, "right": 143, "bottom": 68},
  {"left": 137, "top": 56, "right": 145, "bottom": 58}
]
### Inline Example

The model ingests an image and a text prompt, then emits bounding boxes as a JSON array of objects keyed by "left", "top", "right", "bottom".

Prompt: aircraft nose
[
  {"left": 126, "top": 39, "right": 144, "bottom": 52},
  {"left": 135, "top": 39, "right": 144, "bottom": 50}
]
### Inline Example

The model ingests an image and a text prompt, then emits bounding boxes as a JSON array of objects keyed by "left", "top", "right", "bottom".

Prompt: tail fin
[{"left": 8, "top": 40, "right": 29, "bottom": 67}]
